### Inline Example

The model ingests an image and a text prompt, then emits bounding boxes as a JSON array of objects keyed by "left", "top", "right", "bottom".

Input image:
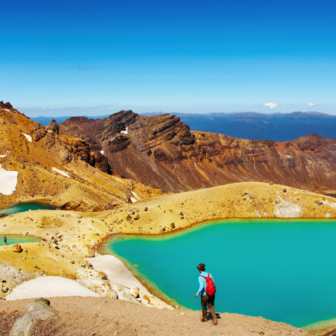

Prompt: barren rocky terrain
[
  {"left": 1, "top": 181, "right": 335, "bottom": 301},
  {"left": 60, "top": 110, "right": 336, "bottom": 195},
  {"left": 0, "top": 297, "right": 308, "bottom": 336},
  {"left": 0, "top": 106, "right": 162, "bottom": 211},
  {"left": 1, "top": 104, "right": 336, "bottom": 335}
]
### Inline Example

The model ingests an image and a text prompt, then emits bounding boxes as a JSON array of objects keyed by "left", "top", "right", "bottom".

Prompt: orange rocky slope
[
  {"left": 60, "top": 110, "right": 336, "bottom": 195},
  {"left": 0, "top": 106, "right": 162, "bottom": 211}
]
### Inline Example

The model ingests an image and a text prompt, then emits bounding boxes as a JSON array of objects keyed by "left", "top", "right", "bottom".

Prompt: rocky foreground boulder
[{"left": 10, "top": 298, "right": 57, "bottom": 336}]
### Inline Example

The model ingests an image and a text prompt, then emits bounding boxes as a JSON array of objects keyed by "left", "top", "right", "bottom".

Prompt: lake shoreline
[
  {"left": 0, "top": 200, "right": 56, "bottom": 215},
  {"left": 98, "top": 238, "right": 181, "bottom": 309},
  {"left": 2, "top": 182, "right": 336, "bottom": 332},
  {"left": 101, "top": 218, "right": 336, "bottom": 328}
]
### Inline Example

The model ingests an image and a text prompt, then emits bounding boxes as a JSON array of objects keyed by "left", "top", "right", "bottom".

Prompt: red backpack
[{"left": 201, "top": 273, "right": 216, "bottom": 296}]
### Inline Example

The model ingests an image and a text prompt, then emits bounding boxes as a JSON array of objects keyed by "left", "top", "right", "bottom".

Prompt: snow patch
[
  {"left": 120, "top": 127, "right": 128, "bottom": 135},
  {"left": 131, "top": 191, "right": 141, "bottom": 200},
  {"left": 273, "top": 197, "right": 302, "bottom": 218},
  {"left": 21, "top": 133, "right": 32, "bottom": 142},
  {"left": 194, "top": 162, "right": 197, "bottom": 166},
  {"left": 130, "top": 197, "right": 137, "bottom": 203},
  {"left": 52, "top": 167, "right": 70, "bottom": 178},
  {"left": 4, "top": 109, "right": 10, "bottom": 111},
  {"left": 6, "top": 276, "right": 100, "bottom": 300},
  {"left": 0, "top": 164, "right": 18, "bottom": 195},
  {"left": 100, "top": 150, "right": 104, "bottom": 155}
]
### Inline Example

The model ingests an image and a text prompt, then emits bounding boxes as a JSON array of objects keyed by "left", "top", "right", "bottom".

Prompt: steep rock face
[
  {"left": 0, "top": 106, "right": 162, "bottom": 210},
  {"left": 46, "top": 119, "right": 59, "bottom": 134},
  {"left": 60, "top": 111, "right": 336, "bottom": 194}
]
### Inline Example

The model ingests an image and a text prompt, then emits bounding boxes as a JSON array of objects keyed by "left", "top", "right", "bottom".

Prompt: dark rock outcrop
[
  {"left": 89, "top": 151, "right": 112, "bottom": 174},
  {"left": 46, "top": 119, "right": 59, "bottom": 134},
  {"left": 0, "top": 101, "right": 13, "bottom": 110},
  {"left": 60, "top": 110, "right": 336, "bottom": 194}
]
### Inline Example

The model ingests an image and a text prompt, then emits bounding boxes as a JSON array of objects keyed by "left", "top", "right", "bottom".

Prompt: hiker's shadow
[{"left": 207, "top": 313, "right": 221, "bottom": 321}]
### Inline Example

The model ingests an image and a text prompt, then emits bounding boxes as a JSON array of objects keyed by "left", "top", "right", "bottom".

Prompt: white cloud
[
  {"left": 307, "top": 103, "right": 315, "bottom": 108},
  {"left": 263, "top": 103, "right": 279, "bottom": 109}
]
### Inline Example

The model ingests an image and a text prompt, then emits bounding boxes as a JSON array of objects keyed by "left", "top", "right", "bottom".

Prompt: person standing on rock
[
  {"left": 195, "top": 263, "right": 217, "bottom": 325},
  {"left": 4, "top": 236, "right": 7, "bottom": 245}
]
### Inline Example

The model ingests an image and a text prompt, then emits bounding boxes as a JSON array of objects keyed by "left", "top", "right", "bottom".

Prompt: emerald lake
[
  {"left": 0, "top": 234, "right": 40, "bottom": 246},
  {"left": 105, "top": 219, "right": 336, "bottom": 328},
  {"left": 0, "top": 201, "right": 55, "bottom": 216}
]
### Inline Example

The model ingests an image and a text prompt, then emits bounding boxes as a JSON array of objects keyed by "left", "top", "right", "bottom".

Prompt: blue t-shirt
[{"left": 196, "top": 271, "right": 215, "bottom": 296}]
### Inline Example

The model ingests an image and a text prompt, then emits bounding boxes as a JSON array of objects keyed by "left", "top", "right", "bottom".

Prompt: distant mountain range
[{"left": 31, "top": 111, "right": 336, "bottom": 142}]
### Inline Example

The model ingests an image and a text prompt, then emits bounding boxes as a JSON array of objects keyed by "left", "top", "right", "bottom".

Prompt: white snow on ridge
[
  {"left": 131, "top": 191, "right": 141, "bottom": 200},
  {"left": 0, "top": 164, "right": 18, "bottom": 195},
  {"left": 120, "top": 127, "right": 128, "bottom": 135},
  {"left": 6, "top": 276, "right": 100, "bottom": 300},
  {"left": 52, "top": 167, "right": 70, "bottom": 178},
  {"left": 100, "top": 150, "right": 104, "bottom": 155},
  {"left": 130, "top": 197, "right": 137, "bottom": 203},
  {"left": 21, "top": 133, "right": 32, "bottom": 142}
]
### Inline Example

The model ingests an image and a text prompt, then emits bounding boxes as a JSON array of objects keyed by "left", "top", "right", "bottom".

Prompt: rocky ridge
[
  {"left": 0, "top": 106, "right": 163, "bottom": 211},
  {"left": 60, "top": 110, "right": 336, "bottom": 195},
  {"left": 0, "top": 101, "right": 14, "bottom": 111}
]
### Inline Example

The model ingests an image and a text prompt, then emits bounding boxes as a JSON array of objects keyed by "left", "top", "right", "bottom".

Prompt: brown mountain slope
[
  {"left": 0, "top": 107, "right": 162, "bottom": 211},
  {"left": 60, "top": 110, "right": 336, "bottom": 194}
]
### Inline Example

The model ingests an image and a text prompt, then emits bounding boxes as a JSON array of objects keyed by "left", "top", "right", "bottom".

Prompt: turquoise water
[
  {"left": 107, "top": 219, "right": 336, "bottom": 328},
  {"left": 0, "top": 201, "right": 55, "bottom": 216},
  {"left": 0, "top": 234, "right": 40, "bottom": 246}
]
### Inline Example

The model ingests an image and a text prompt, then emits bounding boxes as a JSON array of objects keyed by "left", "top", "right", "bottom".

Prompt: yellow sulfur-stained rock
[{"left": 12, "top": 244, "right": 22, "bottom": 253}]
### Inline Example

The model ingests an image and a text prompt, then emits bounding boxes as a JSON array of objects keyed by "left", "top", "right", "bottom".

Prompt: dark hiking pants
[{"left": 201, "top": 294, "right": 216, "bottom": 320}]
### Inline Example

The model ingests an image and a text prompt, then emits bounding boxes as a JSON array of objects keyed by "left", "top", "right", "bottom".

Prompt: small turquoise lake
[
  {"left": 0, "top": 202, "right": 53, "bottom": 246},
  {"left": 0, "top": 201, "right": 55, "bottom": 216},
  {"left": 0, "top": 234, "right": 40, "bottom": 246},
  {"left": 105, "top": 219, "right": 336, "bottom": 328}
]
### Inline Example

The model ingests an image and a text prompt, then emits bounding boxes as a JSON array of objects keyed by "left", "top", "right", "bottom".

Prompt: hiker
[
  {"left": 4, "top": 236, "right": 7, "bottom": 245},
  {"left": 195, "top": 263, "right": 217, "bottom": 325}
]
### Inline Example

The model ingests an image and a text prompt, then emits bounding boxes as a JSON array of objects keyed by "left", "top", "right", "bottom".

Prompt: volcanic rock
[
  {"left": 60, "top": 110, "right": 336, "bottom": 195},
  {"left": 12, "top": 244, "right": 22, "bottom": 253},
  {"left": 10, "top": 298, "right": 57, "bottom": 336},
  {"left": 0, "top": 107, "right": 161, "bottom": 211},
  {"left": 46, "top": 119, "right": 59, "bottom": 134},
  {"left": 0, "top": 101, "right": 13, "bottom": 110}
]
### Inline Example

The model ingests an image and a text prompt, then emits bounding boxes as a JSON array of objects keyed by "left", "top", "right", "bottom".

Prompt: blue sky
[{"left": 1, "top": 0, "right": 335, "bottom": 116}]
